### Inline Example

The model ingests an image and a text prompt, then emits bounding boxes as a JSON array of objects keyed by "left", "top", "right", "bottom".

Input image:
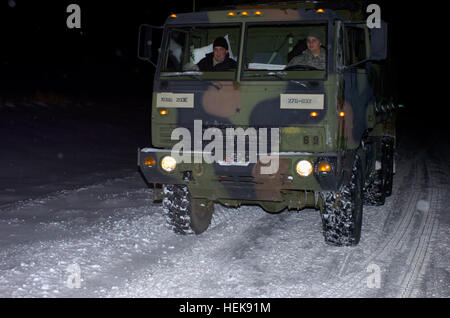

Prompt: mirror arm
[
  {"left": 137, "top": 55, "right": 157, "bottom": 68},
  {"left": 148, "top": 59, "right": 157, "bottom": 69}
]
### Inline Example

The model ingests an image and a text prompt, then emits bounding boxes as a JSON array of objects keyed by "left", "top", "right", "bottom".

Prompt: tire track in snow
[
  {"left": 395, "top": 159, "right": 430, "bottom": 251},
  {"left": 376, "top": 154, "right": 427, "bottom": 259},
  {"left": 397, "top": 160, "right": 441, "bottom": 298},
  {"left": 105, "top": 207, "right": 269, "bottom": 297},
  {"left": 376, "top": 160, "right": 421, "bottom": 258},
  {"left": 330, "top": 151, "right": 413, "bottom": 285},
  {"left": 108, "top": 207, "right": 332, "bottom": 298},
  {"left": 331, "top": 153, "right": 429, "bottom": 296},
  {"left": 340, "top": 151, "right": 440, "bottom": 298}
]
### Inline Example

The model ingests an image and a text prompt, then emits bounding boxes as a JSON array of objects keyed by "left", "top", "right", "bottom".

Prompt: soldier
[
  {"left": 197, "top": 37, "right": 237, "bottom": 71},
  {"left": 286, "top": 30, "right": 325, "bottom": 70}
]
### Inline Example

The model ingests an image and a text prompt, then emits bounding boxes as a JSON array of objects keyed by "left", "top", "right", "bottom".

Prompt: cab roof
[{"left": 165, "top": 8, "right": 346, "bottom": 25}]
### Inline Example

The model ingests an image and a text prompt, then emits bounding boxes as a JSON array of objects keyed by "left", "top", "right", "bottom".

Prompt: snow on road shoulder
[{"left": 0, "top": 172, "right": 162, "bottom": 297}]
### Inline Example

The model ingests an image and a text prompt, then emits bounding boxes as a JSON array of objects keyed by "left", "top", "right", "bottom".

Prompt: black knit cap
[{"left": 213, "top": 37, "right": 228, "bottom": 50}]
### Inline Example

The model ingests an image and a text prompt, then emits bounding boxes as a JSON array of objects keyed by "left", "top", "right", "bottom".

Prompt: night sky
[
  {"left": 1, "top": 0, "right": 184, "bottom": 98},
  {"left": 0, "top": 0, "right": 436, "bottom": 121}
]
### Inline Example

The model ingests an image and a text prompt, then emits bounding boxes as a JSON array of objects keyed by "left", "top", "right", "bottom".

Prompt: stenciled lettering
[{"left": 288, "top": 98, "right": 312, "bottom": 104}]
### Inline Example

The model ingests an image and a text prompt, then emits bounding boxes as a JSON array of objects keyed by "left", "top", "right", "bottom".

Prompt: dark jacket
[{"left": 197, "top": 53, "right": 237, "bottom": 71}]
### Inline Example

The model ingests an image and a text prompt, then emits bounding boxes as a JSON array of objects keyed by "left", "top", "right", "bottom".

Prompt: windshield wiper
[
  {"left": 161, "top": 71, "right": 221, "bottom": 89},
  {"left": 244, "top": 71, "right": 308, "bottom": 88}
]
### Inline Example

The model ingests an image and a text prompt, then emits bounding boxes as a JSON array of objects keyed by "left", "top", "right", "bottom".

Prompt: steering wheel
[{"left": 284, "top": 64, "right": 319, "bottom": 71}]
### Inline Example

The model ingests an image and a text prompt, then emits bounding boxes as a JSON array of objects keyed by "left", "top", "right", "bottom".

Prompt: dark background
[{"left": 0, "top": 0, "right": 439, "bottom": 125}]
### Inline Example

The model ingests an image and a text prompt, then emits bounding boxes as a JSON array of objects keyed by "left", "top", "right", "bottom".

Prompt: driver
[
  {"left": 286, "top": 30, "right": 325, "bottom": 70},
  {"left": 197, "top": 37, "right": 237, "bottom": 71}
]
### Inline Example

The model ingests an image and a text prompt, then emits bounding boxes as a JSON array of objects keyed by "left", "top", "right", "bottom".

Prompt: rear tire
[
  {"left": 321, "top": 154, "right": 364, "bottom": 246},
  {"left": 163, "top": 184, "right": 213, "bottom": 235},
  {"left": 363, "top": 136, "right": 394, "bottom": 205},
  {"left": 363, "top": 169, "right": 386, "bottom": 206}
]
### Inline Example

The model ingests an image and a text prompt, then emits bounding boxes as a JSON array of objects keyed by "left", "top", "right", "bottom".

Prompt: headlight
[
  {"left": 296, "top": 160, "right": 313, "bottom": 177},
  {"left": 161, "top": 156, "right": 177, "bottom": 172}
]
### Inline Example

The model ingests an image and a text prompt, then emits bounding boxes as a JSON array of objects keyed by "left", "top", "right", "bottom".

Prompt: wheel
[
  {"left": 363, "top": 170, "right": 386, "bottom": 206},
  {"left": 321, "top": 154, "right": 364, "bottom": 246},
  {"left": 163, "top": 184, "right": 214, "bottom": 235},
  {"left": 382, "top": 137, "right": 394, "bottom": 197},
  {"left": 363, "top": 137, "right": 394, "bottom": 205}
]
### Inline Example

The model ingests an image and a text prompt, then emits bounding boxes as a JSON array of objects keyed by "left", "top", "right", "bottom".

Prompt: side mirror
[
  {"left": 138, "top": 24, "right": 163, "bottom": 67},
  {"left": 138, "top": 24, "right": 154, "bottom": 61},
  {"left": 370, "top": 21, "right": 388, "bottom": 61}
]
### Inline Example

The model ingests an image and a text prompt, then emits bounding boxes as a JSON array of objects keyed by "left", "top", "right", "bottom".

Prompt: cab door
[{"left": 340, "top": 23, "right": 373, "bottom": 148}]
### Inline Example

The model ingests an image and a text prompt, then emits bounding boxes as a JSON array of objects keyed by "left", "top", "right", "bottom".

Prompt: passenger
[
  {"left": 286, "top": 30, "right": 325, "bottom": 70},
  {"left": 197, "top": 37, "right": 237, "bottom": 71}
]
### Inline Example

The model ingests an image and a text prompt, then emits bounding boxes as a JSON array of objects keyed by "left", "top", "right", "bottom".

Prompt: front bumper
[{"left": 138, "top": 147, "right": 344, "bottom": 201}]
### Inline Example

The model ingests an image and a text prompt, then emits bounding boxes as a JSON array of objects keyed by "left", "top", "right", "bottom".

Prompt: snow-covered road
[{"left": 0, "top": 104, "right": 448, "bottom": 298}]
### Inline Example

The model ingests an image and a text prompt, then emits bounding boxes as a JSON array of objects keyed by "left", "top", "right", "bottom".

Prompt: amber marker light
[
  {"left": 228, "top": 12, "right": 235, "bottom": 16},
  {"left": 316, "top": 8, "right": 325, "bottom": 13},
  {"left": 310, "top": 112, "right": 319, "bottom": 117},
  {"left": 318, "top": 162, "right": 331, "bottom": 173},
  {"left": 241, "top": 11, "right": 249, "bottom": 16},
  {"left": 255, "top": 11, "right": 262, "bottom": 15},
  {"left": 170, "top": 13, "right": 177, "bottom": 18},
  {"left": 339, "top": 111, "right": 345, "bottom": 117},
  {"left": 144, "top": 157, "right": 156, "bottom": 167},
  {"left": 159, "top": 109, "right": 168, "bottom": 116}
]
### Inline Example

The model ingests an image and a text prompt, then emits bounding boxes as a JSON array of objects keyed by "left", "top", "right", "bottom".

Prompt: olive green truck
[{"left": 137, "top": 2, "right": 396, "bottom": 246}]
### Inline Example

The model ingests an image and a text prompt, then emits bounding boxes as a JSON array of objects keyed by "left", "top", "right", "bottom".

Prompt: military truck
[{"left": 137, "top": 1, "right": 396, "bottom": 246}]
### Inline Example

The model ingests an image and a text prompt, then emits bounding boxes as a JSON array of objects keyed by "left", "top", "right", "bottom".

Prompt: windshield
[
  {"left": 243, "top": 23, "right": 327, "bottom": 79},
  {"left": 161, "top": 25, "right": 241, "bottom": 79}
]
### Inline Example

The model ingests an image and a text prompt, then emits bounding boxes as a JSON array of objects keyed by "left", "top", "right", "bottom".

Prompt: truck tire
[
  {"left": 363, "top": 170, "right": 386, "bottom": 206},
  {"left": 363, "top": 136, "right": 395, "bottom": 205},
  {"left": 321, "top": 154, "right": 363, "bottom": 246},
  {"left": 163, "top": 184, "right": 213, "bottom": 235}
]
